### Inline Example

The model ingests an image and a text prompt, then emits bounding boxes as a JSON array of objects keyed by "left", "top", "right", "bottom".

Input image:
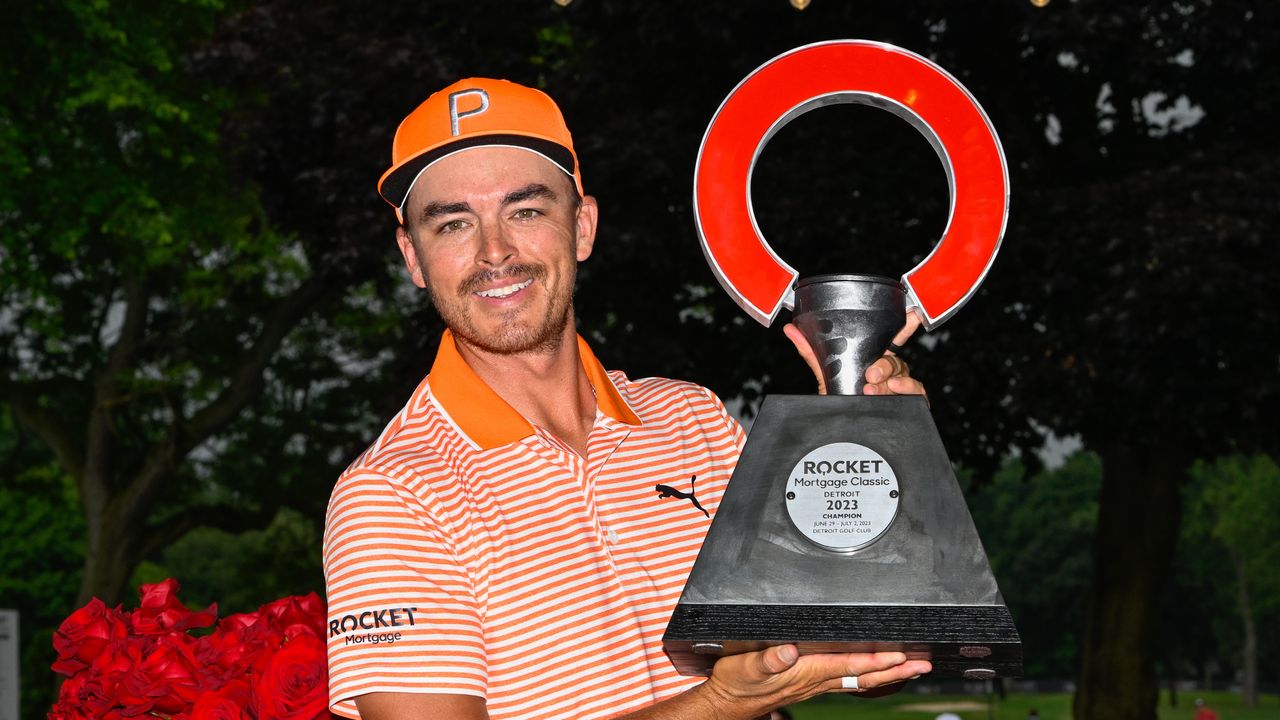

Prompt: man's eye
[
  {"left": 512, "top": 208, "right": 540, "bottom": 220},
  {"left": 439, "top": 219, "right": 468, "bottom": 233}
]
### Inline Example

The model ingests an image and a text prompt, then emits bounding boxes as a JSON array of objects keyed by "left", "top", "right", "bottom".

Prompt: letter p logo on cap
[{"left": 448, "top": 89, "right": 490, "bottom": 136}]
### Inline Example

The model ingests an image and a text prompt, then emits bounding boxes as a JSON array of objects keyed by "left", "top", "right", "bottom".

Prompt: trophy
[{"left": 662, "top": 41, "right": 1022, "bottom": 679}]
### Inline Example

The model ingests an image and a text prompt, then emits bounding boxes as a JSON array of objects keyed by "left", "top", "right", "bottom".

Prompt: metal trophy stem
[{"left": 790, "top": 275, "right": 906, "bottom": 396}]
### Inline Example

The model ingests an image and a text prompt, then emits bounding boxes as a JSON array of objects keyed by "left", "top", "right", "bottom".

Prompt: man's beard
[{"left": 429, "top": 262, "right": 574, "bottom": 355}]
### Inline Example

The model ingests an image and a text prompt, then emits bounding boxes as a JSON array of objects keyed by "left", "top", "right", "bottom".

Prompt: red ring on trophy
[{"left": 693, "top": 40, "right": 1009, "bottom": 329}]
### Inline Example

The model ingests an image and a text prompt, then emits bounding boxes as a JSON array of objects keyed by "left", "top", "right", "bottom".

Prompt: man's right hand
[
  {"left": 353, "top": 647, "right": 930, "bottom": 720},
  {"left": 696, "top": 645, "right": 932, "bottom": 718}
]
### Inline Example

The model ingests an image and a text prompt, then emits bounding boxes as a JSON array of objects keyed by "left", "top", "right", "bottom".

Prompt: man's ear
[
  {"left": 575, "top": 195, "right": 598, "bottom": 262},
  {"left": 395, "top": 225, "right": 428, "bottom": 289}
]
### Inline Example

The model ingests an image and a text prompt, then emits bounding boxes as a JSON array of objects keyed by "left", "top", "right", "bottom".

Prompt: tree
[
  {"left": 0, "top": 0, "right": 395, "bottom": 608},
  {"left": 1186, "top": 454, "right": 1280, "bottom": 708},
  {"left": 968, "top": 453, "right": 1102, "bottom": 678}
]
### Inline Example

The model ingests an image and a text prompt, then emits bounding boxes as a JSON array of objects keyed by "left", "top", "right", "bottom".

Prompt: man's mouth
[{"left": 474, "top": 278, "right": 534, "bottom": 299}]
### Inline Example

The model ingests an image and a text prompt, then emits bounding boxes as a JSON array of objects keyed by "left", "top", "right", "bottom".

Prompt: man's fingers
[
  {"left": 887, "top": 376, "right": 927, "bottom": 398},
  {"left": 709, "top": 649, "right": 929, "bottom": 714},
  {"left": 847, "top": 681, "right": 909, "bottom": 699},
  {"left": 892, "top": 310, "right": 923, "bottom": 348},
  {"left": 844, "top": 651, "right": 910, "bottom": 675},
  {"left": 789, "top": 311, "right": 921, "bottom": 396},
  {"left": 839, "top": 660, "right": 933, "bottom": 693},
  {"left": 864, "top": 355, "right": 909, "bottom": 387},
  {"left": 796, "top": 651, "right": 907, "bottom": 685},
  {"left": 782, "top": 323, "right": 827, "bottom": 395},
  {"left": 819, "top": 656, "right": 933, "bottom": 693},
  {"left": 756, "top": 644, "right": 800, "bottom": 676}
]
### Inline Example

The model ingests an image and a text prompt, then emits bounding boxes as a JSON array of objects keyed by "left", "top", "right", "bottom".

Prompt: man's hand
[
  {"left": 351, "top": 647, "right": 931, "bottom": 720},
  {"left": 699, "top": 645, "right": 932, "bottom": 719},
  {"left": 783, "top": 311, "right": 925, "bottom": 398}
]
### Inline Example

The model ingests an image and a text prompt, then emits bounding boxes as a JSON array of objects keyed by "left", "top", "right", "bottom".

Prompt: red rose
[
  {"left": 88, "top": 637, "right": 140, "bottom": 687},
  {"left": 119, "top": 631, "right": 204, "bottom": 715},
  {"left": 53, "top": 672, "right": 118, "bottom": 718},
  {"left": 45, "top": 702, "right": 87, "bottom": 720},
  {"left": 217, "top": 610, "right": 262, "bottom": 634},
  {"left": 190, "top": 680, "right": 252, "bottom": 720},
  {"left": 197, "top": 623, "right": 259, "bottom": 676},
  {"left": 48, "top": 581, "right": 336, "bottom": 720},
  {"left": 215, "top": 678, "right": 252, "bottom": 706},
  {"left": 251, "top": 635, "right": 329, "bottom": 720},
  {"left": 47, "top": 704, "right": 128, "bottom": 720},
  {"left": 51, "top": 598, "right": 128, "bottom": 676},
  {"left": 206, "top": 609, "right": 281, "bottom": 677},
  {"left": 130, "top": 578, "right": 217, "bottom": 635},
  {"left": 260, "top": 593, "right": 327, "bottom": 642}
]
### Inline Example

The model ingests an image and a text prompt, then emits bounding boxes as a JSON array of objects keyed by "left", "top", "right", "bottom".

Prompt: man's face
[{"left": 396, "top": 146, "right": 596, "bottom": 355}]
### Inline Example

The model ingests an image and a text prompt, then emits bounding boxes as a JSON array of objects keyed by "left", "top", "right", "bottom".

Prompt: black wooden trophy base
[
  {"left": 662, "top": 394, "right": 1022, "bottom": 679},
  {"left": 665, "top": 604, "right": 1020, "bottom": 678}
]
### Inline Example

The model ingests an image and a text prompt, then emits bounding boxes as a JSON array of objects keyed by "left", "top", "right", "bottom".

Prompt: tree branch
[
  {"left": 1, "top": 378, "right": 86, "bottom": 480},
  {"left": 184, "top": 273, "right": 331, "bottom": 448},
  {"left": 83, "top": 277, "right": 151, "bottom": 517},
  {"left": 118, "top": 272, "right": 336, "bottom": 526},
  {"left": 103, "top": 277, "right": 151, "bottom": 383}
]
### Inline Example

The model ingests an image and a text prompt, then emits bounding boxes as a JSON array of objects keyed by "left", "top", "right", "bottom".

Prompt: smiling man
[{"left": 322, "top": 78, "right": 930, "bottom": 720}]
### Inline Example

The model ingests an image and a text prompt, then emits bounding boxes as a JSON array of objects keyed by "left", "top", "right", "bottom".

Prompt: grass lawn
[{"left": 784, "top": 689, "right": 1279, "bottom": 720}]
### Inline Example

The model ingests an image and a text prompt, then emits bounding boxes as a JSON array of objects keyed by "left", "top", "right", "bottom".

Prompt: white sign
[
  {"left": 0, "top": 610, "right": 17, "bottom": 720},
  {"left": 784, "top": 442, "right": 900, "bottom": 552}
]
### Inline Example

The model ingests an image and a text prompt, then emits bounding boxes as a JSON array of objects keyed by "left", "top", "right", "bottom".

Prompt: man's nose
[{"left": 476, "top": 221, "right": 516, "bottom": 266}]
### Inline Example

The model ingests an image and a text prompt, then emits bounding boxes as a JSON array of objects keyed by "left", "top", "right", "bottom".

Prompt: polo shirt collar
[{"left": 428, "top": 329, "right": 642, "bottom": 450}]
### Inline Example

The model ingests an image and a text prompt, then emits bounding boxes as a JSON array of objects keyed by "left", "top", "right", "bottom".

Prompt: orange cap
[{"left": 378, "top": 78, "right": 583, "bottom": 220}]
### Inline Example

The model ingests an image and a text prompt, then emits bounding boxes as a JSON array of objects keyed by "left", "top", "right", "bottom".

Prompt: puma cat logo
[{"left": 655, "top": 475, "right": 709, "bottom": 518}]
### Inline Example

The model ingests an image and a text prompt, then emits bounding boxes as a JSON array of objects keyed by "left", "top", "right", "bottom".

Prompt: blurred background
[{"left": 1, "top": 1, "right": 1277, "bottom": 719}]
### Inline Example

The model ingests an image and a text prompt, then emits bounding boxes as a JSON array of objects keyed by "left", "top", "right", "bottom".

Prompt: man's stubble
[{"left": 422, "top": 254, "right": 577, "bottom": 357}]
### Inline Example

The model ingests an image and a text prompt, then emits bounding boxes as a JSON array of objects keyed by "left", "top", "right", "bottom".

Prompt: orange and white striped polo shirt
[{"left": 324, "top": 330, "right": 744, "bottom": 719}]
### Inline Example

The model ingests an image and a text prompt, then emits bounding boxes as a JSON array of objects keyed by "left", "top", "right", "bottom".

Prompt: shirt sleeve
[
  {"left": 699, "top": 385, "right": 748, "bottom": 453},
  {"left": 323, "top": 466, "right": 486, "bottom": 718}
]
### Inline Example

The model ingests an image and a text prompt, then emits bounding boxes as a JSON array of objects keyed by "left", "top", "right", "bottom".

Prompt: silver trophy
[{"left": 662, "top": 41, "right": 1022, "bottom": 679}]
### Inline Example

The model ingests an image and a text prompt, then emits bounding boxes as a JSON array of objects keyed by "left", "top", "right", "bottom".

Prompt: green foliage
[
  {"left": 794, "top": 689, "right": 1071, "bottom": 719},
  {"left": 134, "top": 508, "right": 324, "bottom": 615},
  {"left": 1190, "top": 454, "right": 1280, "bottom": 600},
  {"left": 0, "top": 0, "right": 318, "bottom": 409},
  {"left": 531, "top": 20, "right": 584, "bottom": 75},
  {"left": 1174, "top": 454, "right": 1280, "bottom": 685},
  {"left": 790, "top": 689, "right": 1280, "bottom": 720},
  {"left": 968, "top": 453, "right": 1102, "bottom": 677},
  {"left": 0, "top": 412, "right": 84, "bottom": 719}
]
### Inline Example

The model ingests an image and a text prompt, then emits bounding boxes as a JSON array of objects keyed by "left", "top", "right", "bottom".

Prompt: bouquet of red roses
[{"left": 48, "top": 579, "right": 333, "bottom": 720}]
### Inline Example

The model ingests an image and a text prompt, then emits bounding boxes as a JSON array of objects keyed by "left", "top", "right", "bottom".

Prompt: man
[{"left": 323, "top": 77, "right": 931, "bottom": 720}]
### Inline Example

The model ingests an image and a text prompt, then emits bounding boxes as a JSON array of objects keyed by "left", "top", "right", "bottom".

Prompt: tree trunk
[
  {"left": 1073, "top": 443, "right": 1185, "bottom": 720},
  {"left": 77, "top": 501, "right": 143, "bottom": 606},
  {"left": 1231, "top": 551, "right": 1258, "bottom": 709}
]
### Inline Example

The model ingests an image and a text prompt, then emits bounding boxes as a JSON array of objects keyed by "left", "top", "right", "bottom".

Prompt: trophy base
[
  {"left": 662, "top": 394, "right": 1022, "bottom": 679},
  {"left": 664, "top": 603, "right": 1021, "bottom": 678}
]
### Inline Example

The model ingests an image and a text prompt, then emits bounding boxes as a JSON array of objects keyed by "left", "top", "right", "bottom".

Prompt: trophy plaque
[{"left": 662, "top": 41, "right": 1022, "bottom": 679}]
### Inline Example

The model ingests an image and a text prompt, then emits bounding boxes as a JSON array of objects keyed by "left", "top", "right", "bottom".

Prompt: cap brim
[{"left": 379, "top": 134, "right": 577, "bottom": 210}]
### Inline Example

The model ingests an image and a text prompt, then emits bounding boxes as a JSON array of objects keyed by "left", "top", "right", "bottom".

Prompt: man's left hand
[{"left": 783, "top": 311, "right": 926, "bottom": 398}]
